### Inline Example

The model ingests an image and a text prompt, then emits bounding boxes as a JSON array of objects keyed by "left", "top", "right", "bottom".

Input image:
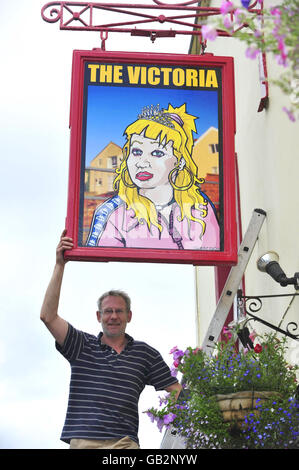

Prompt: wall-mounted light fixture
[{"left": 257, "top": 251, "right": 299, "bottom": 290}]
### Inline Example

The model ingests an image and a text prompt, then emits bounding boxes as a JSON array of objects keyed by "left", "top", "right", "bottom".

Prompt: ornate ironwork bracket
[
  {"left": 237, "top": 289, "right": 299, "bottom": 340},
  {"left": 41, "top": 1, "right": 262, "bottom": 39},
  {"left": 41, "top": 1, "right": 269, "bottom": 110}
]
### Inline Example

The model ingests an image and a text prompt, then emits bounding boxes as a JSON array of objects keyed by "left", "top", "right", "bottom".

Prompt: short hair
[{"left": 97, "top": 290, "right": 131, "bottom": 313}]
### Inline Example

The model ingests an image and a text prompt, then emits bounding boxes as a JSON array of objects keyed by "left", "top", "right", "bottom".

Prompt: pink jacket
[{"left": 87, "top": 196, "right": 220, "bottom": 251}]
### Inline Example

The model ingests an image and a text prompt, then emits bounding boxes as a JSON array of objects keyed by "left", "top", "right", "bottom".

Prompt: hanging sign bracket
[{"left": 41, "top": 1, "right": 262, "bottom": 40}]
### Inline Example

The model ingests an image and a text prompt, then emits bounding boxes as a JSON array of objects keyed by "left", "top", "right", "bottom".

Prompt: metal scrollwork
[
  {"left": 286, "top": 322, "right": 299, "bottom": 338},
  {"left": 237, "top": 291, "right": 299, "bottom": 341},
  {"left": 153, "top": 0, "right": 202, "bottom": 6},
  {"left": 41, "top": 1, "right": 263, "bottom": 35},
  {"left": 245, "top": 296, "right": 263, "bottom": 314},
  {"left": 41, "top": 2, "right": 63, "bottom": 24}
]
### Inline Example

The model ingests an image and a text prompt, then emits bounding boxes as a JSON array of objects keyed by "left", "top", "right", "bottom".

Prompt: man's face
[{"left": 97, "top": 295, "right": 132, "bottom": 338}]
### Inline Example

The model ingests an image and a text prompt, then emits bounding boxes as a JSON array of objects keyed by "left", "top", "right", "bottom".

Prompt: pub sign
[{"left": 64, "top": 50, "right": 237, "bottom": 265}]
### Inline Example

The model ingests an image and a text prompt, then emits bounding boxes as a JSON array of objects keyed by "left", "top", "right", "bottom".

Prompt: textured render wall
[{"left": 195, "top": 4, "right": 299, "bottom": 364}]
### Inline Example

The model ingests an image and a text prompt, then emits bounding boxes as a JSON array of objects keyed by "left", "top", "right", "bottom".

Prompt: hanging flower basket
[
  {"left": 146, "top": 327, "right": 299, "bottom": 449},
  {"left": 214, "top": 390, "right": 281, "bottom": 430}
]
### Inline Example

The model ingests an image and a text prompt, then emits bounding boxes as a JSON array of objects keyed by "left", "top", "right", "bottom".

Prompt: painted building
[
  {"left": 83, "top": 141, "right": 122, "bottom": 244},
  {"left": 193, "top": 126, "right": 220, "bottom": 214},
  {"left": 85, "top": 141, "right": 122, "bottom": 195},
  {"left": 193, "top": 126, "right": 219, "bottom": 179}
]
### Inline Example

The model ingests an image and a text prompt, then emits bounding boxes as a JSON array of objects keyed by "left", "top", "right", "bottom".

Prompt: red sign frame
[{"left": 64, "top": 49, "right": 237, "bottom": 265}]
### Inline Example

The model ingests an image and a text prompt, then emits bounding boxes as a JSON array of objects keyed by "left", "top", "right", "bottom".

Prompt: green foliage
[{"left": 180, "top": 331, "right": 298, "bottom": 397}]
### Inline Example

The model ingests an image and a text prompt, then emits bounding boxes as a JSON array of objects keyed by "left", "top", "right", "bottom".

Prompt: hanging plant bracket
[{"left": 237, "top": 289, "right": 299, "bottom": 340}]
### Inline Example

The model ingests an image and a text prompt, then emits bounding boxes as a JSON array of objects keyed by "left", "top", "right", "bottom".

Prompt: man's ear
[
  {"left": 127, "top": 310, "right": 132, "bottom": 323},
  {"left": 96, "top": 311, "right": 102, "bottom": 323}
]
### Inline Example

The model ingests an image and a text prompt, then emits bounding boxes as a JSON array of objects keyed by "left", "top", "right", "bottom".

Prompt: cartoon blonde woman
[{"left": 86, "top": 103, "right": 220, "bottom": 250}]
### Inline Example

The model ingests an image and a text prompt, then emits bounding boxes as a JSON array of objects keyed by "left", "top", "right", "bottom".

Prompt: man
[{"left": 40, "top": 230, "right": 182, "bottom": 449}]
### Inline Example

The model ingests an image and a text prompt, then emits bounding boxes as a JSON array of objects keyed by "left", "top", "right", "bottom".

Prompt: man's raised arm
[{"left": 40, "top": 230, "right": 73, "bottom": 346}]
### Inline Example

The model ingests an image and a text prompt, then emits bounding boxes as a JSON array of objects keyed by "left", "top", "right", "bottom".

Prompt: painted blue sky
[{"left": 84, "top": 84, "right": 219, "bottom": 165}]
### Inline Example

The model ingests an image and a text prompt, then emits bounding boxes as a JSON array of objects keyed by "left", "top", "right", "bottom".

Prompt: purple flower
[
  {"left": 157, "top": 418, "right": 164, "bottom": 432},
  {"left": 283, "top": 107, "right": 296, "bottom": 122},
  {"left": 146, "top": 411, "right": 155, "bottom": 423},
  {"left": 241, "top": 0, "right": 251, "bottom": 8},
  {"left": 159, "top": 395, "right": 169, "bottom": 406},
  {"left": 173, "top": 349, "right": 184, "bottom": 361},
  {"left": 201, "top": 24, "right": 218, "bottom": 41},
  {"left": 163, "top": 413, "right": 176, "bottom": 425}
]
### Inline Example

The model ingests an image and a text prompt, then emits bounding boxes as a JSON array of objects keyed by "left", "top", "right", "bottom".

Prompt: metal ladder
[{"left": 160, "top": 208, "right": 267, "bottom": 449}]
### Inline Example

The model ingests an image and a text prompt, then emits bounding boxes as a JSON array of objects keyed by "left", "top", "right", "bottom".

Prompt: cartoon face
[{"left": 127, "top": 132, "right": 177, "bottom": 190}]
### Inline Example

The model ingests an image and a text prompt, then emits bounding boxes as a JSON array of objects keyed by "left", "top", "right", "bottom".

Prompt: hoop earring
[
  {"left": 168, "top": 165, "right": 194, "bottom": 191},
  {"left": 121, "top": 167, "right": 136, "bottom": 188}
]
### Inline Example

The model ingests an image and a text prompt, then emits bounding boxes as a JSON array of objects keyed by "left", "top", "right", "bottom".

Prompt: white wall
[{"left": 195, "top": 1, "right": 299, "bottom": 367}]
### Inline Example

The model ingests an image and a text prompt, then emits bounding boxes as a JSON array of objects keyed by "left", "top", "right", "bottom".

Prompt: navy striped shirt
[{"left": 56, "top": 323, "right": 177, "bottom": 444}]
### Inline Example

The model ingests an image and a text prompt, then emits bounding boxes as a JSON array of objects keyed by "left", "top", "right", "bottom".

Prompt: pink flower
[
  {"left": 220, "top": 0, "right": 234, "bottom": 15},
  {"left": 223, "top": 15, "right": 233, "bottom": 31},
  {"left": 193, "top": 347, "right": 202, "bottom": 355},
  {"left": 270, "top": 7, "right": 282, "bottom": 27},
  {"left": 249, "top": 329, "right": 257, "bottom": 342},
  {"left": 169, "top": 346, "right": 178, "bottom": 354},
  {"left": 245, "top": 46, "right": 260, "bottom": 59},
  {"left": 277, "top": 37, "right": 288, "bottom": 67},
  {"left": 201, "top": 24, "right": 218, "bottom": 41},
  {"left": 270, "top": 7, "right": 282, "bottom": 17},
  {"left": 223, "top": 326, "right": 232, "bottom": 339}
]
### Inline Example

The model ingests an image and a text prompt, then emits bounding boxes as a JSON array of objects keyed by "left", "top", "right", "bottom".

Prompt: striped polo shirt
[{"left": 56, "top": 323, "right": 177, "bottom": 444}]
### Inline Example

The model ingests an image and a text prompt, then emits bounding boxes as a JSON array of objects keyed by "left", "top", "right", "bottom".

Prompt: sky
[
  {"left": 84, "top": 85, "right": 219, "bottom": 164},
  {"left": 0, "top": 0, "right": 203, "bottom": 449}
]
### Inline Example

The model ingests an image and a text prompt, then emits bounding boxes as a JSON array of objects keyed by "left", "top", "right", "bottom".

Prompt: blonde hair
[{"left": 113, "top": 104, "right": 208, "bottom": 235}]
